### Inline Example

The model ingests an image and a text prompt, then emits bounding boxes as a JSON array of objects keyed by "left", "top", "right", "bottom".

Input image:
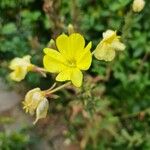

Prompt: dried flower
[
  {"left": 94, "top": 30, "right": 125, "bottom": 61},
  {"left": 9, "top": 55, "right": 34, "bottom": 81},
  {"left": 22, "top": 88, "right": 49, "bottom": 124}
]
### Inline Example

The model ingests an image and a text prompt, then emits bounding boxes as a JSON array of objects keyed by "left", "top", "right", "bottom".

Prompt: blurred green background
[{"left": 0, "top": 0, "right": 150, "bottom": 149}]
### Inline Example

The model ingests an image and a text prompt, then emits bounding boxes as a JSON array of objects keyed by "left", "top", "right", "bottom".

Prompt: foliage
[{"left": 0, "top": 131, "right": 30, "bottom": 150}]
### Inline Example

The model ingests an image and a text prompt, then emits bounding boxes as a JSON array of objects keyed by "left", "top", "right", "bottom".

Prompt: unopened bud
[
  {"left": 67, "top": 24, "right": 75, "bottom": 35},
  {"left": 132, "top": 0, "right": 145, "bottom": 12},
  {"left": 48, "top": 39, "right": 56, "bottom": 49}
]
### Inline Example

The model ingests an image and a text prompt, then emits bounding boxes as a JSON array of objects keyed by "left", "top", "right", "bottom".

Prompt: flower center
[{"left": 67, "top": 59, "right": 76, "bottom": 68}]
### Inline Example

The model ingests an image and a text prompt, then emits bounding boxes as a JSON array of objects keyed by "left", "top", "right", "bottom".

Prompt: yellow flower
[
  {"left": 9, "top": 55, "right": 34, "bottom": 81},
  {"left": 22, "top": 88, "right": 49, "bottom": 124},
  {"left": 43, "top": 33, "right": 92, "bottom": 87},
  {"left": 94, "top": 30, "right": 125, "bottom": 61},
  {"left": 132, "top": 0, "right": 145, "bottom": 12}
]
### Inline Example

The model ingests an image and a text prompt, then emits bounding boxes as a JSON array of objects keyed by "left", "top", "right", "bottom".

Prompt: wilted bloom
[
  {"left": 132, "top": 0, "right": 145, "bottom": 12},
  {"left": 9, "top": 55, "right": 34, "bottom": 81},
  {"left": 22, "top": 88, "right": 49, "bottom": 124},
  {"left": 94, "top": 30, "right": 125, "bottom": 61},
  {"left": 43, "top": 33, "right": 92, "bottom": 87}
]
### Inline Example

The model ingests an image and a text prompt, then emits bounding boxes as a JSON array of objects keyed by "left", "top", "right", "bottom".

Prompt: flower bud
[
  {"left": 48, "top": 39, "right": 56, "bottom": 49},
  {"left": 67, "top": 24, "right": 75, "bottom": 35},
  {"left": 132, "top": 0, "right": 145, "bottom": 12}
]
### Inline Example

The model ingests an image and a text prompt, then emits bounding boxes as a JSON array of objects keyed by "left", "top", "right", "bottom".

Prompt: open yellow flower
[
  {"left": 43, "top": 33, "right": 92, "bottom": 87},
  {"left": 22, "top": 88, "right": 49, "bottom": 124},
  {"left": 9, "top": 55, "right": 34, "bottom": 81},
  {"left": 94, "top": 30, "right": 125, "bottom": 61}
]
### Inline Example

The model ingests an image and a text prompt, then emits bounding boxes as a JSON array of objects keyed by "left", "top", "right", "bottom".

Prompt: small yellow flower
[
  {"left": 132, "top": 0, "right": 145, "bottom": 12},
  {"left": 43, "top": 33, "right": 92, "bottom": 87},
  {"left": 94, "top": 30, "right": 125, "bottom": 61},
  {"left": 22, "top": 88, "right": 49, "bottom": 124},
  {"left": 9, "top": 55, "right": 34, "bottom": 81}
]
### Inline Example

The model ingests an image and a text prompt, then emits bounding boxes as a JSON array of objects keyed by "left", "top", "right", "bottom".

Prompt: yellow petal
[
  {"left": 56, "top": 33, "right": 85, "bottom": 59},
  {"left": 94, "top": 43, "right": 116, "bottom": 61},
  {"left": 56, "top": 68, "right": 71, "bottom": 81},
  {"left": 33, "top": 98, "right": 49, "bottom": 124},
  {"left": 112, "top": 41, "right": 126, "bottom": 51},
  {"left": 56, "top": 68, "right": 83, "bottom": 87},
  {"left": 102, "top": 30, "right": 117, "bottom": 43},
  {"left": 71, "top": 68, "right": 83, "bottom": 87},
  {"left": 9, "top": 55, "right": 31, "bottom": 70},
  {"left": 77, "top": 42, "right": 92, "bottom": 70},
  {"left": 56, "top": 34, "right": 69, "bottom": 57},
  {"left": 9, "top": 66, "right": 27, "bottom": 81},
  {"left": 43, "top": 48, "right": 66, "bottom": 73},
  {"left": 23, "top": 55, "right": 31, "bottom": 63},
  {"left": 9, "top": 58, "right": 21, "bottom": 70},
  {"left": 68, "top": 33, "right": 85, "bottom": 58},
  {"left": 103, "top": 30, "right": 116, "bottom": 39}
]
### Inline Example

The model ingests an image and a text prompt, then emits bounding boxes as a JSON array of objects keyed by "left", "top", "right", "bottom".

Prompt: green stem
[
  {"left": 46, "top": 82, "right": 71, "bottom": 95},
  {"left": 122, "top": 9, "right": 134, "bottom": 42}
]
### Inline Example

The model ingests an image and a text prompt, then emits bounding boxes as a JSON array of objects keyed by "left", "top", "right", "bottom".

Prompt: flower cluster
[{"left": 9, "top": 28, "right": 126, "bottom": 123}]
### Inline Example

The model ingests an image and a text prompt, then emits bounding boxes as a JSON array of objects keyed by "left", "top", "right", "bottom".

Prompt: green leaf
[{"left": 1, "top": 23, "right": 17, "bottom": 35}]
